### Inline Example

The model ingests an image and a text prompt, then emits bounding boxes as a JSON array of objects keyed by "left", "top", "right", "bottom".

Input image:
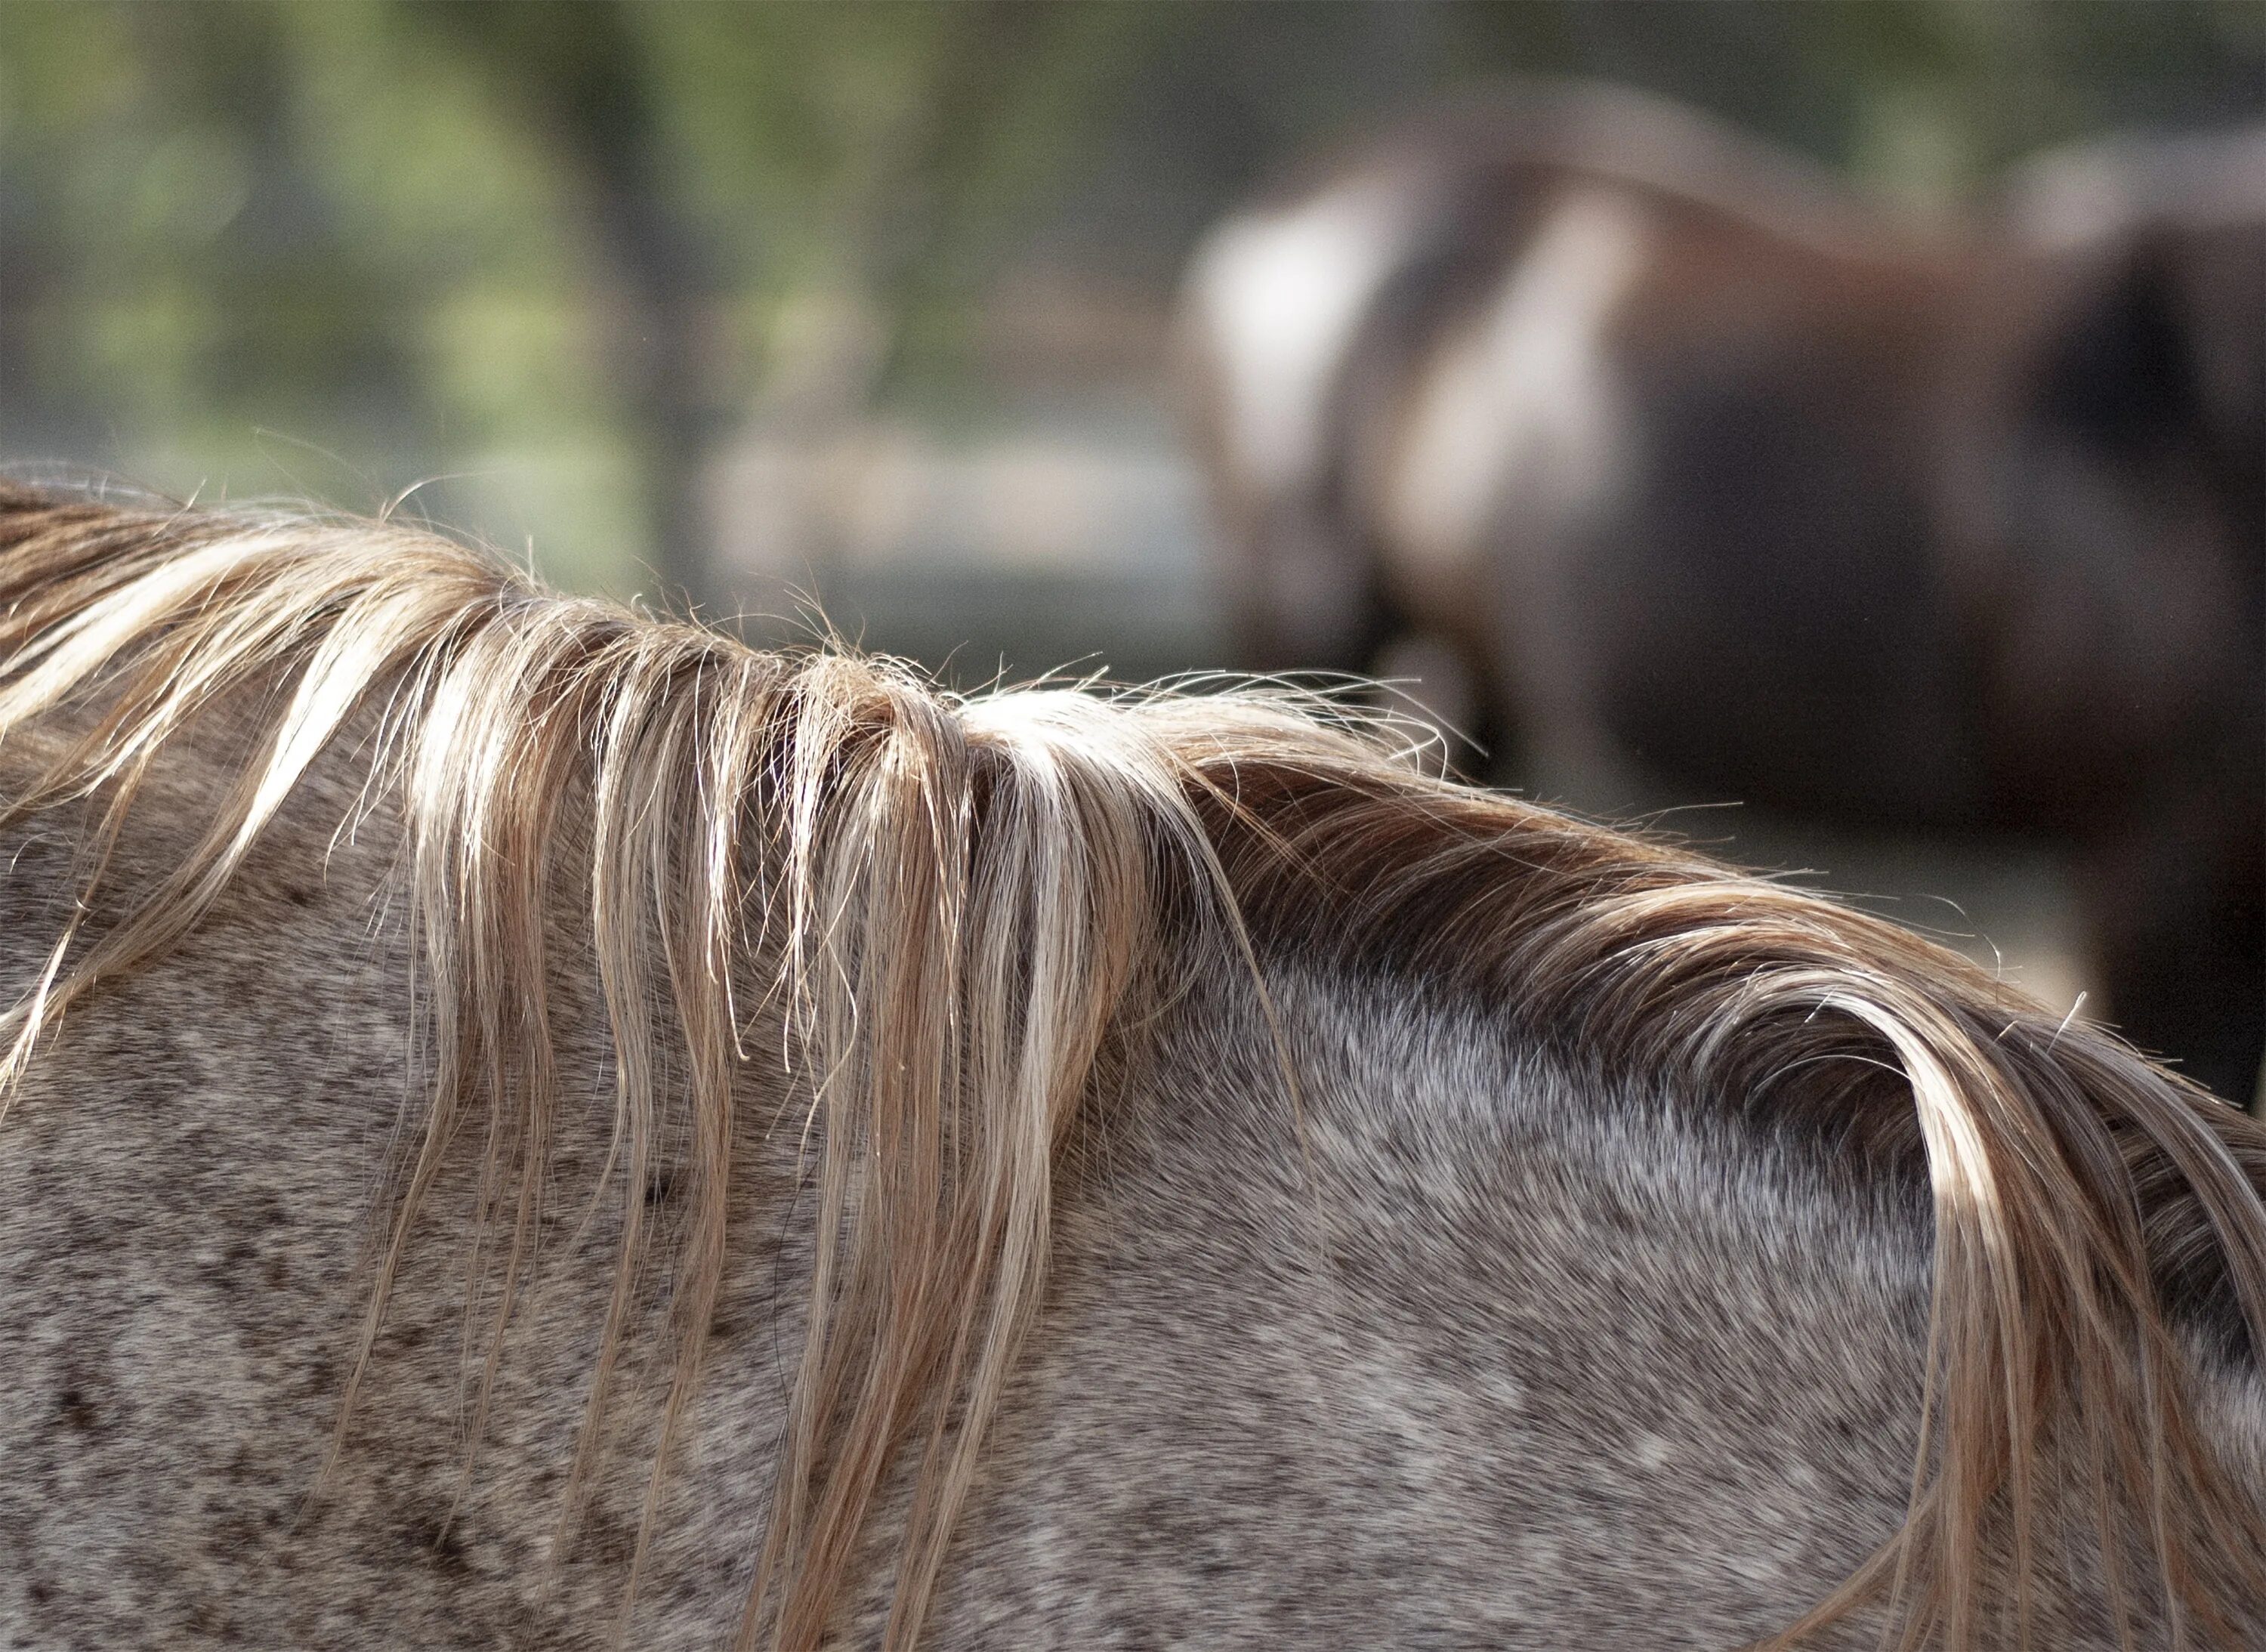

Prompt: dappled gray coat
[{"left": 2, "top": 486, "right": 2264, "bottom": 1649}]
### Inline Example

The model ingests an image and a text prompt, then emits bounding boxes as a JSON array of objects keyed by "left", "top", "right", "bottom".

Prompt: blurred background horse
[{"left": 1181, "top": 83, "right": 2264, "bottom": 1101}]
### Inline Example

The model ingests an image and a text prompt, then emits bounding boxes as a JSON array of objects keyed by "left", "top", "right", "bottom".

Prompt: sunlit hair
[{"left": 1, "top": 481, "right": 2261, "bottom": 1650}]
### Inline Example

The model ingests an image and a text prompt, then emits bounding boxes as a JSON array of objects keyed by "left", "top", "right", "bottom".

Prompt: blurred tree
[{"left": 403, "top": 0, "right": 724, "bottom": 609}]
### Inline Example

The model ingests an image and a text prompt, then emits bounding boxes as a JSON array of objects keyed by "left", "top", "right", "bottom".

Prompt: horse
[
  {"left": 1, "top": 481, "right": 2264, "bottom": 1650},
  {"left": 1178, "top": 82, "right": 2264, "bottom": 1103}
]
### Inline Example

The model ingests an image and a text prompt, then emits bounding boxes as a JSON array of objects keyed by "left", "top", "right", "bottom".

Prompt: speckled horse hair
[{"left": 1, "top": 481, "right": 2262, "bottom": 1650}]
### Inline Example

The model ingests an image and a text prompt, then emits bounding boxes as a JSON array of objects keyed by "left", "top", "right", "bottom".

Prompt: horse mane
[{"left": 1, "top": 481, "right": 2261, "bottom": 1649}]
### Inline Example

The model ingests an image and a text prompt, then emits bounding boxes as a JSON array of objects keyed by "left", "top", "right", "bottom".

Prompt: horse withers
[
  {"left": 1180, "top": 83, "right": 2264, "bottom": 1103},
  {"left": 0, "top": 484, "right": 2263, "bottom": 1648}
]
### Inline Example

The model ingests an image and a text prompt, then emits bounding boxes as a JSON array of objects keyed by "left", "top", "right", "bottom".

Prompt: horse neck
[{"left": 918, "top": 959, "right": 2264, "bottom": 1649}]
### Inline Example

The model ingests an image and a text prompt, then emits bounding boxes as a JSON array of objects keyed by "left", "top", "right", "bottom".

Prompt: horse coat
[
  {"left": 1, "top": 485, "right": 2264, "bottom": 1649},
  {"left": 1179, "top": 83, "right": 2265, "bottom": 1102}
]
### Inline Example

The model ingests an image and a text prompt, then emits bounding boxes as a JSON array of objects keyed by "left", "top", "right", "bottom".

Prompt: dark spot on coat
[
  {"left": 406, "top": 1513, "right": 471, "bottom": 1577},
  {"left": 56, "top": 1388, "right": 99, "bottom": 1434}
]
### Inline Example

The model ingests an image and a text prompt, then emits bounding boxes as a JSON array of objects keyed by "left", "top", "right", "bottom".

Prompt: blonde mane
[{"left": 2, "top": 483, "right": 2261, "bottom": 1649}]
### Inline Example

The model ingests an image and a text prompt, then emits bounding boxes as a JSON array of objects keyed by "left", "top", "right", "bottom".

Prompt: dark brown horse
[{"left": 1180, "top": 83, "right": 2264, "bottom": 1101}]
